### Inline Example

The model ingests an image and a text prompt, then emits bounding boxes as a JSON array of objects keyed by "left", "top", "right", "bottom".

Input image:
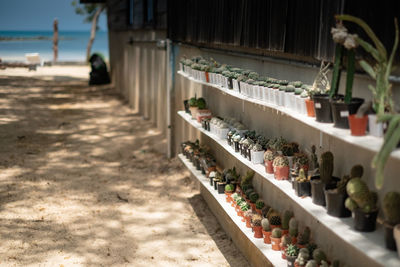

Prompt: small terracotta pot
[
  {"left": 291, "top": 237, "right": 297, "bottom": 244},
  {"left": 271, "top": 237, "right": 281, "bottom": 251},
  {"left": 255, "top": 208, "right": 262, "bottom": 215},
  {"left": 205, "top": 72, "right": 209, "bottom": 83},
  {"left": 297, "top": 243, "right": 306, "bottom": 248},
  {"left": 254, "top": 226, "right": 263, "bottom": 238},
  {"left": 236, "top": 209, "right": 241, "bottom": 217},
  {"left": 348, "top": 114, "right": 368, "bottom": 136},
  {"left": 250, "top": 202, "right": 256, "bottom": 211},
  {"left": 262, "top": 230, "right": 272, "bottom": 244},
  {"left": 189, "top": 106, "right": 198, "bottom": 119},
  {"left": 225, "top": 192, "right": 232, "bottom": 203},
  {"left": 231, "top": 201, "right": 235, "bottom": 207},
  {"left": 274, "top": 165, "right": 289, "bottom": 180},
  {"left": 282, "top": 229, "right": 289, "bottom": 236},
  {"left": 265, "top": 160, "right": 274, "bottom": 174},
  {"left": 270, "top": 224, "right": 282, "bottom": 230},
  {"left": 281, "top": 246, "right": 287, "bottom": 259},
  {"left": 305, "top": 98, "right": 316, "bottom": 117},
  {"left": 245, "top": 216, "right": 251, "bottom": 228}
]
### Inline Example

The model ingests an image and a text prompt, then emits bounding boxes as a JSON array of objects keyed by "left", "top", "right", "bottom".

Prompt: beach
[{"left": 0, "top": 66, "right": 249, "bottom": 267}]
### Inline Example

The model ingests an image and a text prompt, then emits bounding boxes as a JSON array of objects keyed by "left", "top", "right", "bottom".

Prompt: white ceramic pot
[
  {"left": 284, "top": 93, "right": 291, "bottom": 108},
  {"left": 368, "top": 114, "right": 384, "bottom": 137},
  {"left": 251, "top": 150, "right": 265, "bottom": 164},
  {"left": 394, "top": 224, "right": 400, "bottom": 258},
  {"left": 278, "top": 90, "right": 285, "bottom": 107},
  {"left": 233, "top": 79, "right": 239, "bottom": 92},
  {"left": 253, "top": 85, "right": 259, "bottom": 99},
  {"left": 219, "top": 128, "right": 230, "bottom": 139},
  {"left": 274, "top": 89, "right": 280, "bottom": 106}
]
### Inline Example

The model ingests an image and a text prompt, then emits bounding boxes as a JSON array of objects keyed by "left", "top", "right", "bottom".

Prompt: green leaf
[
  {"left": 356, "top": 37, "right": 381, "bottom": 62},
  {"left": 359, "top": 60, "right": 376, "bottom": 79}
]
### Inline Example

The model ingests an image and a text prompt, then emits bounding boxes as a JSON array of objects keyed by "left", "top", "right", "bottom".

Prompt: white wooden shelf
[
  {"left": 178, "top": 110, "right": 400, "bottom": 267},
  {"left": 178, "top": 153, "right": 286, "bottom": 267},
  {"left": 177, "top": 70, "right": 400, "bottom": 161}
]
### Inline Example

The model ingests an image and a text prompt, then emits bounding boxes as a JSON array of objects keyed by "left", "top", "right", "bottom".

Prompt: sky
[{"left": 0, "top": 0, "right": 107, "bottom": 31}]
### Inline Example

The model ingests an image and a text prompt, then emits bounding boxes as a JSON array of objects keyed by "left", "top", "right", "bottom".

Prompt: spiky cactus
[
  {"left": 383, "top": 192, "right": 400, "bottom": 225},
  {"left": 313, "top": 249, "right": 327, "bottom": 265},
  {"left": 245, "top": 188, "right": 254, "bottom": 198},
  {"left": 295, "top": 248, "right": 310, "bottom": 266},
  {"left": 281, "top": 235, "right": 292, "bottom": 247},
  {"left": 346, "top": 178, "right": 377, "bottom": 213},
  {"left": 320, "top": 151, "right": 334, "bottom": 184},
  {"left": 297, "top": 227, "right": 310, "bottom": 245},
  {"left": 269, "top": 215, "right": 282, "bottom": 226},
  {"left": 249, "top": 192, "right": 259, "bottom": 203},
  {"left": 261, "top": 218, "right": 271, "bottom": 231},
  {"left": 255, "top": 199, "right": 265, "bottom": 210},
  {"left": 289, "top": 218, "right": 298, "bottom": 237},
  {"left": 271, "top": 228, "right": 282, "bottom": 238},
  {"left": 225, "top": 184, "right": 235, "bottom": 193},
  {"left": 305, "top": 260, "right": 317, "bottom": 267},
  {"left": 241, "top": 170, "right": 255, "bottom": 188},
  {"left": 282, "top": 210, "right": 294, "bottom": 230},
  {"left": 296, "top": 168, "right": 308, "bottom": 183},
  {"left": 251, "top": 213, "right": 263, "bottom": 226},
  {"left": 350, "top": 164, "right": 364, "bottom": 178},
  {"left": 286, "top": 244, "right": 299, "bottom": 257},
  {"left": 273, "top": 155, "right": 289, "bottom": 167}
]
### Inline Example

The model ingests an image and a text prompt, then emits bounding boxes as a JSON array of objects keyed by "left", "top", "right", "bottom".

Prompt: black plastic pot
[
  {"left": 228, "top": 77, "right": 233, "bottom": 89},
  {"left": 313, "top": 94, "right": 333, "bottom": 123},
  {"left": 286, "top": 255, "right": 297, "bottom": 267},
  {"left": 294, "top": 180, "right": 311, "bottom": 197},
  {"left": 384, "top": 224, "right": 397, "bottom": 251},
  {"left": 234, "top": 141, "right": 240, "bottom": 152},
  {"left": 310, "top": 176, "right": 339, "bottom": 206},
  {"left": 331, "top": 98, "right": 364, "bottom": 129},
  {"left": 209, "top": 177, "right": 213, "bottom": 187},
  {"left": 247, "top": 148, "right": 251, "bottom": 161},
  {"left": 183, "top": 100, "right": 190, "bottom": 113},
  {"left": 213, "top": 179, "right": 218, "bottom": 190},
  {"left": 324, "top": 190, "right": 351, "bottom": 218},
  {"left": 217, "top": 182, "right": 226, "bottom": 194},
  {"left": 353, "top": 208, "right": 378, "bottom": 232}
]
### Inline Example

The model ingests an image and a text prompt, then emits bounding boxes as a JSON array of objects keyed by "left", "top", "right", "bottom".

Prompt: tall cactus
[
  {"left": 320, "top": 151, "right": 334, "bottom": 184},
  {"left": 383, "top": 192, "right": 400, "bottom": 225}
]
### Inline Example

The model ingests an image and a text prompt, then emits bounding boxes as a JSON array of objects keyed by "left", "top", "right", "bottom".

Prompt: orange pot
[
  {"left": 270, "top": 224, "right": 281, "bottom": 230},
  {"left": 205, "top": 72, "right": 210, "bottom": 83},
  {"left": 250, "top": 202, "right": 256, "bottom": 211},
  {"left": 305, "top": 99, "right": 316, "bottom": 117},
  {"left": 265, "top": 160, "right": 274, "bottom": 174},
  {"left": 245, "top": 216, "right": 251, "bottom": 228},
  {"left": 282, "top": 229, "right": 289, "bottom": 236},
  {"left": 292, "top": 237, "right": 297, "bottom": 244},
  {"left": 225, "top": 192, "right": 232, "bottom": 203},
  {"left": 262, "top": 230, "right": 272, "bottom": 244},
  {"left": 297, "top": 243, "right": 306, "bottom": 248},
  {"left": 281, "top": 246, "right": 287, "bottom": 259},
  {"left": 271, "top": 237, "right": 281, "bottom": 251},
  {"left": 274, "top": 165, "right": 289, "bottom": 180},
  {"left": 255, "top": 208, "right": 262, "bottom": 215},
  {"left": 348, "top": 114, "right": 368, "bottom": 136},
  {"left": 254, "top": 226, "right": 263, "bottom": 238}
]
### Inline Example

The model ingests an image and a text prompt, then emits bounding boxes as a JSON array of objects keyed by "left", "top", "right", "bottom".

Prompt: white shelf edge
[
  {"left": 177, "top": 110, "right": 400, "bottom": 267},
  {"left": 177, "top": 70, "right": 400, "bottom": 160},
  {"left": 177, "top": 153, "right": 286, "bottom": 267}
]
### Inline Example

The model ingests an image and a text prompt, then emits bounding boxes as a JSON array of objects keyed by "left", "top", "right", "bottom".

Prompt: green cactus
[
  {"left": 345, "top": 197, "right": 358, "bottom": 211},
  {"left": 245, "top": 188, "right": 254, "bottom": 198},
  {"left": 296, "top": 168, "right": 308, "bottom": 183},
  {"left": 320, "top": 151, "right": 334, "bottom": 184},
  {"left": 273, "top": 155, "right": 289, "bottom": 167},
  {"left": 225, "top": 184, "right": 234, "bottom": 193},
  {"left": 305, "top": 260, "right": 317, "bottom": 267},
  {"left": 312, "top": 249, "right": 327, "bottom": 264},
  {"left": 261, "top": 218, "right": 271, "bottom": 231},
  {"left": 306, "top": 243, "right": 317, "bottom": 257},
  {"left": 297, "top": 227, "right": 310, "bottom": 245},
  {"left": 241, "top": 170, "right": 255, "bottom": 188},
  {"left": 346, "top": 178, "right": 377, "bottom": 212},
  {"left": 282, "top": 210, "right": 294, "bottom": 230},
  {"left": 383, "top": 192, "right": 400, "bottom": 225},
  {"left": 241, "top": 184, "right": 253, "bottom": 193},
  {"left": 255, "top": 199, "right": 265, "bottom": 210},
  {"left": 281, "top": 235, "right": 293, "bottom": 247},
  {"left": 264, "top": 149, "right": 277, "bottom": 161},
  {"left": 350, "top": 164, "right": 364, "bottom": 178},
  {"left": 240, "top": 203, "right": 250, "bottom": 211},
  {"left": 296, "top": 248, "right": 310, "bottom": 266},
  {"left": 289, "top": 218, "right": 298, "bottom": 237},
  {"left": 269, "top": 215, "right": 282, "bottom": 226},
  {"left": 271, "top": 228, "right": 282, "bottom": 238},
  {"left": 249, "top": 192, "right": 259, "bottom": 203},
  {"left": 286, "top": 244, "right": 300, "bottom": 257},
  {"left": 336, "top": 175, "right": 351, "bottom": 194}
]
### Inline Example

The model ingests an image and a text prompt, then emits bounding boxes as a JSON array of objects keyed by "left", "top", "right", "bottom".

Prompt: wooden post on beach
[{"left": 53, "top": 19, "right": 58, "bottom": 63}]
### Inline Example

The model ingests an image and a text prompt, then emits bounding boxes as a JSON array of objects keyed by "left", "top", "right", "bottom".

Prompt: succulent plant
[
  {"left": 312, "top": 249, "right": 327, "bottom": 264},
  {"left": 310, "top": 145, "right": 319, "bottom": 171},
  {"left": 285, "top": 85, "right": 295, "bottom": 93},
  {"left": 282, "top": 210, "right": 294, "bottom": 230},
  {"left": 296, "top": 248, "right": 310, "bottom": 266},
  {"left": 296, "top": 168, "right": 309, "bottom": 183},
  {"left": 225, "top": 183, "right": 235, "bottom": 193},
  {"left": 289, "top": 218, "right": 298, "bottom": 237},
  {"left": 244, "top": 210, "right": 254, "bottom": 218},
  {"left": 336, "top": 175, "right": 351, "bottom": 194},
  {"left": 261, "top": 218, "right": 271, "bottom": 231},
  {"left": 262, "top": 205, "right": 271, "bottom": 217},
  {"left": 245, "top": 188, "right": 255, "bottom": 198},
  {"left": 305, "top": 260, "right": 317, "bottom": 267},
  {"left": 383, "top": 191, "right": 400, "bottom": 225},
  {"left": 271, "top": 228, "right": 282, "bottom": 238},
  {"left": 295, "top": 152, "right": 309, "bottom": 166},
  {"left": 282, "top": 144, "right": 295, "bottom": 157},
  {"left": 240, "top": 203, "right": 251, "bottom": 211},
  {"left": 251, "top": 213, "right": 263, "bottom": 226},
  {"left": 269, "top": 213, "right": 282, "bottom": 226},
  {"left": 264, "top": 149, "right": 277, "bottom": 161},
  {"left": 346, "top": 178, "right": 377, "bottom": 213},
  {"left": 297, "top": 227, "right": 310, "bottom": 245},
  {"left": 281, "top": 235, "right": 293, "bottom": 247},
  {"left": 286, "top": 244, "right": 300, "bottom": 257},
  {"left": 232, "top": 193, "right": 239, "bottom": 201},
  {"left": 240, "top": 170, "right": 255, "bottom": 188},
  {"left": 350, "top": 164, "right": 364, "bottom": 178},
  {"left": 273, "top": 155, "right": 289, "bottom": 167},
  {"left": 279, "top": 85, "right": 287, "bottom": 91},
  {"left": 249, "top": 192, "right": 259, "bottom": 203},
  {"left": 320, "top": 151, "right": 334, "bottom": 184},
  {"left": 189, "top": 96, "right": 198, "bottom": 107},
  {"left": 255, "top": 199, "right": 265, "bottom": 209}
]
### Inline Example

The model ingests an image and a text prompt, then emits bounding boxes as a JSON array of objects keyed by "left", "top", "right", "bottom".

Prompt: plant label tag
[
  {"left": 340, "top": 111, "right": 349, "bottom": 117},
  {"left": 315, "top": 103, "right": 321, "bottom": 109}
]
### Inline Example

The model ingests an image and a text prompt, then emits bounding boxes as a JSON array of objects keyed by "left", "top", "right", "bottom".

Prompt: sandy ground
[{"left": 0, "top": 66, "right": 250, "bottom": 267}]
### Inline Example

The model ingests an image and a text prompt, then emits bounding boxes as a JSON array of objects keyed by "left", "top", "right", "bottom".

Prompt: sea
[{"left": 0, "top": 31, "right": 109, "bottom": 62}]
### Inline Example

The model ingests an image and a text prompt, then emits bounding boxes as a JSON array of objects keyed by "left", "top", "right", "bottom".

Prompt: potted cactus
[
  {"left": 251, "top": 143, "right": 265, "bottom": 164},
  {"left": 345, "top": 178, "right": 378, "bottom": 232},
  {"left": 325, "top": 164, "right": 363, "bottom": 218},
  {"left": 281, "top": 235, "right": 293, "bottom": 259},
  {"left": 255, "top": 199, "right": 265, "bottom": 215},
  {"left": 244, "top": 210, "right": 254, "bottom": 228},
  {"left": 286, "top": 244, "right": 300, "bottom": 267},
  {"left": 281, "top": 210, "right": 294, "bottom": 236},
  {"left": 273, "top": 155, "right": 290, "bottom": 180},
  {"left": 297, "top": 227, "right": 310, "bottom": 248},
  {"left": 289, "top": 218, "right": 299, "bottom": 244},
  {"left": 294, "top": 168, "right": 311, "bottom": 197},
  {"left": 196, "top": 97, "right": 212, "bottom": 123},
  {"left": 225, "top": 183, "right": 235, "bottom": 203},
  {"left": 271, "top": 228, "right": 283, "bottom": 251},
  {"left": 240, "top": 202, "right": 251, "bottom": 222},
  {"left": 188, "top": 96, "right": 198, "bottom": 119},
  {"left": 282, "top": 143, "right": 298, "bottom": 171},
  {"left": 312, "top": 249, "right": 327, "bottom": 266},
  {"left": 262, "top": 218, "right": 272, "bottom": 244},
  {"left": 294, "top": 248, "right": 310, "bottom": 267},
  {"left": 310, "top": 151, "right": 339, "bottom": 206},
  {"left": 252, "top": 213, "right": 263, "bottom": 238},
  {"left": 382, "top": 192, "right": 400, "bottom": 251},
  {"left": 268, "top": 210, "right": 282, "bottom": 229},
  {"left": 264, "top": 149, "right": 277, "bottom": 174},
  {"left": 249, "top": 191, "right": 259, "bottom": 211}
]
